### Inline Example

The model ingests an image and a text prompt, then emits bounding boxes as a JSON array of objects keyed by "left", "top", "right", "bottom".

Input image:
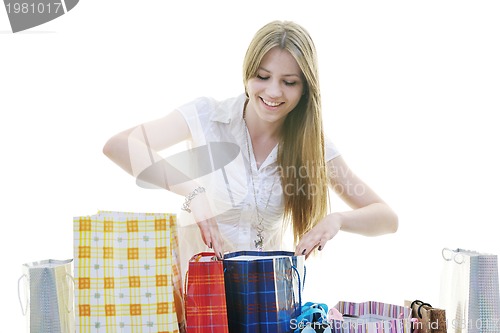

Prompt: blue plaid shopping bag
[{"left": 223, "top": 251, "right": 305, "bottom": 333}]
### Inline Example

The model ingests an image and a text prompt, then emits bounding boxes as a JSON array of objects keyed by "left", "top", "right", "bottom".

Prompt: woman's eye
[{"left": 256, "top": 75, "right": 298, "bottom": 86}]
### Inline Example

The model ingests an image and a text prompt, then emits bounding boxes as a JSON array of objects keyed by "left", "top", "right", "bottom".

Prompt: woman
[{"left": 103, "top": 20, "right": 398, "bottom": 263}]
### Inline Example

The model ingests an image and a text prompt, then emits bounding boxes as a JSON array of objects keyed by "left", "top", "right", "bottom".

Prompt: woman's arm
[
  {"left": 327, "top": 156, "right": 398, "bottom": 235},
  {"left": 102, "top": 110, "right": 225, "bottom": 259},
  {"left": 295, "top": 155, "right": 398, "bottom": 257},
  {"left": 103, "top": 109, "right": 207, "bottom": 195},
  {"left": 103, "top": 110, "right": 190, "bottom": 179}
]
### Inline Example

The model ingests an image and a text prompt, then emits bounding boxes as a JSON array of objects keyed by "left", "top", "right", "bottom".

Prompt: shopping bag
[
  {"left": 439, "top": 248, "right": 500, "bottom": 333},
  {"left": 330, "top": 301, "right": 412, "bottom": 333},
  {"left": 18, "top": 259, "right": 74, "bottom": 333},
  {"left": 293, "top": 302, "right": 331, "bottom": 333},
  {"left": 73, "top": 211, "right": 185, "bottom": 333},
  {"left": 223, "top": 250, "right": 305, "bottom": 333},
  {"left": 184, "top": 252, "right": 229, "bottom": 332},
  {"left": 405, "top": 300, "right": 447, "bottom": 333}
]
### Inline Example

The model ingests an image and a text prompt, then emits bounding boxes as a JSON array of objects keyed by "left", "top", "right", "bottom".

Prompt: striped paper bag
[
  {"left": 223, "top": 251, "right": 305, "bottom": 333},
  {"left": 184, "top": 252, "right": 229, "bottom": 332},
  {"left": 330, "top": 301, "right": 412, "bottom": 333},
  {"left": 73, "top": 211, "right": 185, "bottom": 333}
]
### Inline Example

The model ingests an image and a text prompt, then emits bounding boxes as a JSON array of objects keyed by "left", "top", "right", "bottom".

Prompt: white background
[{"left": 1, "top": 1, "right": 500, "bottom": 331}]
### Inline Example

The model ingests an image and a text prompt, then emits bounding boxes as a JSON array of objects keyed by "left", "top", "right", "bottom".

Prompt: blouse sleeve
[
  {"left": 325, "top": 134, "right": 341, "bottom": 161},
  {"left": 175, "top": 96, "right": 215, "bottom": 147}
]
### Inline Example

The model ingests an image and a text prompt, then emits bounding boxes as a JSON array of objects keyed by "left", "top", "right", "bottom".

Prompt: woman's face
[{"left": 246, "top": 47, "right": 305, "bottom": 125}]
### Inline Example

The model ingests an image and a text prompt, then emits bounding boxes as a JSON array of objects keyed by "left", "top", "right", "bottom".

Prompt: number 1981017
[{"left": 6, "top": 2, "right": 63, "bottom": 14}]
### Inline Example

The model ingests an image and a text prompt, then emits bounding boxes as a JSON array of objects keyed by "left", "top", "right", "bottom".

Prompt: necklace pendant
[{"left": 254, "top": 237, "right": 263, "bottom": 251}]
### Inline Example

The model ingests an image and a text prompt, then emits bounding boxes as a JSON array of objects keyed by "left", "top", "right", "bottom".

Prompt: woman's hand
[
  {"left": 295, "top": 213, "right": 341, "bottom": 258},
  {"left": 189, "top": 191, "right": 225, "bottom": 259}
]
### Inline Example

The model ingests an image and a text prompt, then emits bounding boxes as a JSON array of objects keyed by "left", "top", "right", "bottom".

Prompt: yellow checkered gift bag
[{"left": 73, "top": 211, "right": 185, "bottom": 333}]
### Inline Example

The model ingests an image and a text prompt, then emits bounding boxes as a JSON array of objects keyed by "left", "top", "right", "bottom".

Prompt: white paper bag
[
  {"left": 18, "top": 259, "right": 74, "bottom": 333},
  {"left": 439, "top": 248, "right": 500, "bottom": 333}
]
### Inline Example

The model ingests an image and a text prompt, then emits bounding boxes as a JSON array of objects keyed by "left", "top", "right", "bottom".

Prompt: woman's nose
[{"left": 266, "top": 79, "right": 283, "bottom": 98}]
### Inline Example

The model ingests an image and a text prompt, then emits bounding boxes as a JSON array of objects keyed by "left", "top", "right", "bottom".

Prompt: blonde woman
[{"left": 103, "top": 20, "right": 398, "bottom": 263}]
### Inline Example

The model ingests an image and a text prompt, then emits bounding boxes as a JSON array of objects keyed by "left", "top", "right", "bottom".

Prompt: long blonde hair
[{"left": 243, "top": 20, "right": 329, "bottom": 244}]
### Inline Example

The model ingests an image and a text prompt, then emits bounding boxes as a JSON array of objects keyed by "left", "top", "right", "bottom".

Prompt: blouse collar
[{"left": 209, "top": 93, "right": 247, "bottom": 124}]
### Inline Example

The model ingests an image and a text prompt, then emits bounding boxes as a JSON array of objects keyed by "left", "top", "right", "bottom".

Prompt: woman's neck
[
  {"left": 243, "top": 101, "right": 282, "bottom": 168},
  {"left": 243, "top": 101, "right": 283, "bottom": 142}
]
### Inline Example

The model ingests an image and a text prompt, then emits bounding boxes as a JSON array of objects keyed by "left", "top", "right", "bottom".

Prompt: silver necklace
[{"left": 243, "top": 116, "right": 277, "bottom": 251}]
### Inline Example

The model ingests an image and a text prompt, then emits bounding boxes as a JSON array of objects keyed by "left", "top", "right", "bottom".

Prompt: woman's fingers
[
  {"left": 209, "top": 222, "right": 224, "bottom": 259},
  {"left": 295, "top": 240, "right": 321, "bottom": 259},
  {"left": 296, "top": 214, "right": 341, "bottom": 258},
  {"left": 189, "top": 191, "right": 224, "bottom": 258},
  {"left": 295, "top": 226, "right": 332, "bottom": 258},
  {"left": 196, "top": 218, "right": 224, "bottom": 259}
]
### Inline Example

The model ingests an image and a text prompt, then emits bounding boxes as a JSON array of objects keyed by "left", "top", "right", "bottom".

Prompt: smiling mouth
[{"left": 261, "top": 97, "right": 283, "bottom": 107}]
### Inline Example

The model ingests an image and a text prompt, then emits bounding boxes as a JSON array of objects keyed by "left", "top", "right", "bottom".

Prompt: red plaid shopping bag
[{"left": 185, "top": 252, "right": 229, "bottom": 333}]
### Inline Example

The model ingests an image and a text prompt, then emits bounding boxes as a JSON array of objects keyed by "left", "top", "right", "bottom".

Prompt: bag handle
[
  {"left": 442, "top": 248, "right": 465, "bottom": 264},
  {"left": 17, "top": 274, "right": 28, "bottom": 316},
  {"left": 184, "top": 252, "right": 220, "bottom": 296},
  {"left": 63, "top": 273, "right": 75, "bottom": 313},
  {"left": 302, "top": 265, "right": 307, "bottom": 290},
  {"left": 292, "top": 263, "right": 307, "bottom": 291},
  {"left": 301, "top": 302, "right": 328, "bottom": 313},
  {"left": 410, "top": 299, "right": 432, "bottom": 319},
  {"left": 294, "top": 302, "right": 329, "bottom": 333},
  {"left": 410, "top": 299, "right": 423, "bottom": 308},
  {"left": 184, "top": 270, "right": 189, "bottom": 297},
  {"left": 291, "top": 264, "right": 304, "bottom": 313}
]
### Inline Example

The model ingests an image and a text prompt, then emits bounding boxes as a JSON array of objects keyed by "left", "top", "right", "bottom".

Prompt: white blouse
[{"left": 175, "top": 94, "right": 340, "bottom": 268}]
